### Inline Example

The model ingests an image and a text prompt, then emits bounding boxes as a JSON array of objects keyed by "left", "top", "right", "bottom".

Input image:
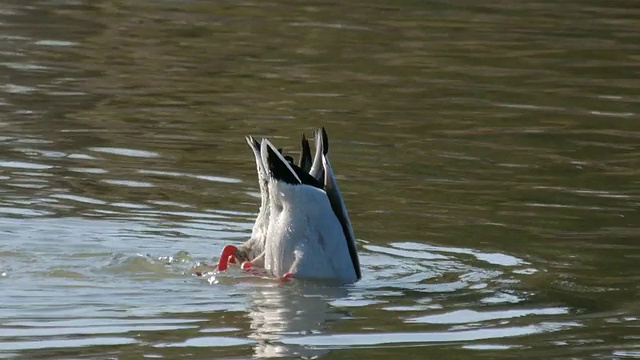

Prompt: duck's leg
[
  {"left": 240, "top": 251, "right": 265, "bottom": 270},
  {"left": 281, "top": 250, "right": 301, "bottom": 281}
]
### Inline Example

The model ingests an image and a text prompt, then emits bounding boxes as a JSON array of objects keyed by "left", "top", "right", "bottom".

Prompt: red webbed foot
[{"left": 217, "top": 245, "right": 237, "bottom": 271}]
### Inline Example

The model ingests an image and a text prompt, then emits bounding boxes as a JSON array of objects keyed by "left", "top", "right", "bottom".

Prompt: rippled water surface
[{"left": 1, "top": 0, "right": 639, "bottom": 359}]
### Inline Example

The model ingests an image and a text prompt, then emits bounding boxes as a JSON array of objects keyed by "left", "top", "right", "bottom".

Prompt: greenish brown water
[{"left": 1, "top": 0, "right": 639, "bottom": 359}]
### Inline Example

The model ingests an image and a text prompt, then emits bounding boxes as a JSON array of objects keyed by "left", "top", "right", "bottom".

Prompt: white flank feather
[
  {"left": 240, "top": 137, "right": 269, "bottom": 263},
  {"left": 264, "top": 180, "right": 358, "bottom": 283}
]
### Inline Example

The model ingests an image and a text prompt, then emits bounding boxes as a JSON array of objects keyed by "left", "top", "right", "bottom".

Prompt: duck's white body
[
  {"left": 220, "top": 128, "right": 361, "bottom": 284},
  {"left": 263, "top": 177, "right": 357, "bottom": 282}
]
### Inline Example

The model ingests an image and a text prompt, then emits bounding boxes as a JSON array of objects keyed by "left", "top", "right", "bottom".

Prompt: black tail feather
[
  {"left": 321, "top": 127, "right": 329, "bottom": 155},
  {"left": 299, "top": 133, "right": 312, "bottom": 172},
  {"left": 265, "top": 142, "right": 301, "bottom": 185}
]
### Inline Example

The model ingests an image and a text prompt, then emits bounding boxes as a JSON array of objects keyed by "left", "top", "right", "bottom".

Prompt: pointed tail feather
[
  {"left": 299, "top": 133, "right": 312, "bottom": 173},
  {"left": 246, "top": 136, "right": 268, "bottom": 182},
  {"left": 261, "top": 138, "right": 302, "bottom": 185},
  {"left": 322, "top": 153, "right": 361, "bottom": 280},
  {"left": 310, "top": 127, "right": 329, "bottom": 181}
]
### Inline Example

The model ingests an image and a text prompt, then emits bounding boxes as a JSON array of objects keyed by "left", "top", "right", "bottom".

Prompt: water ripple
[
  {"left": 407, "top": 307, "right": 570, "bottom": 324},
  {"left": 0, "top": 160, "right": 52, "bottom": 170},
  {"left": 89, "top": 147, "right": 160, "bottom": 158},
  {"left": 279, "top": 322, "right": 579, "bottom": 347},
  {"left": 2, "top": 337, "right": 138, "bottom": 351},
  {"left": 102, "top": 179, "right": 155, "bottom": 188}
]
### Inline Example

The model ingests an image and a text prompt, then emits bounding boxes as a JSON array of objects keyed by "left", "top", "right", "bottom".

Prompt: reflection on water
[{"left": 1, "top": 0, "right": 639, "bottom": 358}]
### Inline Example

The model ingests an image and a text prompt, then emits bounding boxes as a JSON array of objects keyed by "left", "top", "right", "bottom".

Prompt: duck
[{"left": 217, "top": 128, "right": 361, "bottom": 284}]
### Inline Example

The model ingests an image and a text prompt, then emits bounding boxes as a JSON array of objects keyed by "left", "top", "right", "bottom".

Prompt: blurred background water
[{"left": 0, "top": 0, "right": 639, "bottom": 359}]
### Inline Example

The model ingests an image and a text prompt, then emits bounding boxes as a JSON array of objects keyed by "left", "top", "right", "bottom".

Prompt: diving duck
[{"left": 217, "top": 128, "right": 361, "bottom": 284}]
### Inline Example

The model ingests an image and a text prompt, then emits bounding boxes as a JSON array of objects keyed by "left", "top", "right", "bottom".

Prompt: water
[{"left": 1, "top": 0, "right": 639, "bottom": 358}]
